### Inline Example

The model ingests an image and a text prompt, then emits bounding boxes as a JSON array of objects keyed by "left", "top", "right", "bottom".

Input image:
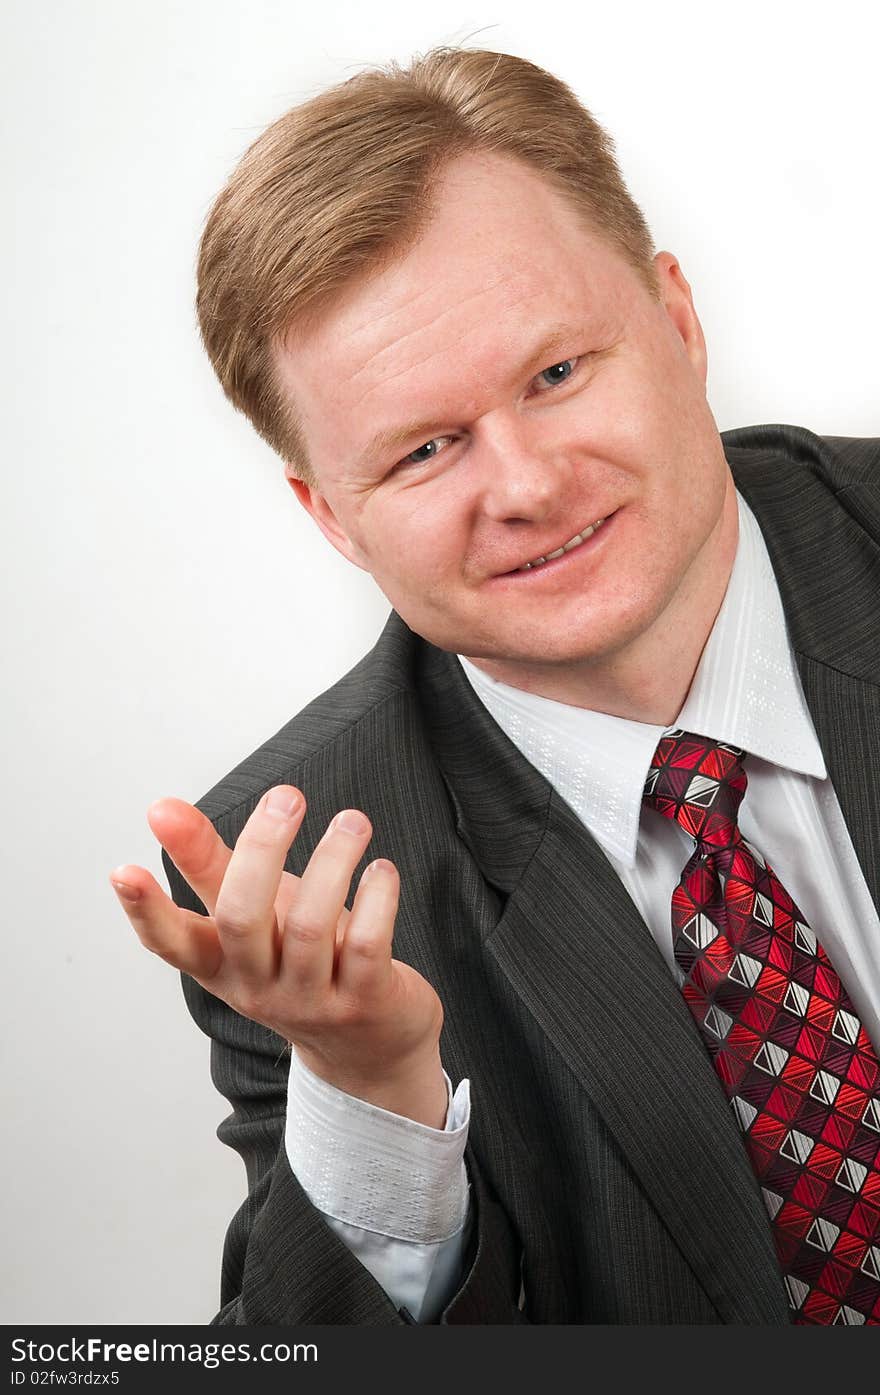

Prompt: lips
[
  {"left": 517, "top": 516, "right": 608, "bottom": 571},
  {"left": 496, "top": 514, "right": 613, "bottom": 577}
]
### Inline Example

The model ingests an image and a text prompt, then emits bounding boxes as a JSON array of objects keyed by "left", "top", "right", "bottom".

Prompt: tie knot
[{"left": 643, "top": 729, "right": 748, "bottom": 848}]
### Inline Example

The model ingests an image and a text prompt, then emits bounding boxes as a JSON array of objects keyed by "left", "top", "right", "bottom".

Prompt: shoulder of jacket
[{"left": 721, "top": 422, "right": 880, "bottom": 492}]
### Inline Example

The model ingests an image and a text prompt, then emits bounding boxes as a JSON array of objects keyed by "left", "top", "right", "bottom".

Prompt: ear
[
  {"left": 285, "top": 472, "right": 371, "bottom": 572},
  {"left": 652, "top": 251, "right": 708, "bottom": 384}
]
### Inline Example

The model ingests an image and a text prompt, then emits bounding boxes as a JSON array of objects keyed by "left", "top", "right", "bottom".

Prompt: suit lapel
[
  {"left": 490, "top": 791, "right": 792, "bottom": 1322},
  {"left": 796, "top": 661, "right": 880, "bottom": 918},
  {"left": 731, "top": 439, "right": 880, "bottom": 918}
]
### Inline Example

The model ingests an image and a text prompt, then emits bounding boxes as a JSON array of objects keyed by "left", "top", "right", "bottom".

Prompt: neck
[{"left": 465, "top": 477, "right": 740, "bottom": 725}]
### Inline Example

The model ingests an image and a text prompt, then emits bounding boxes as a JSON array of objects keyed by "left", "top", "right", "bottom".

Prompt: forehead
[{"left": 275, "top": 153, "right": 642, "bottom": 472}]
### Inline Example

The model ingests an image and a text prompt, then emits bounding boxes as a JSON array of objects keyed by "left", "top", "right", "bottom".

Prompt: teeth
[
  {"left": 518, "top": 518, "right": 606, "bottom": 572},
  {"left": 562, "top": 531, "right": 588, "bottom": 552}
]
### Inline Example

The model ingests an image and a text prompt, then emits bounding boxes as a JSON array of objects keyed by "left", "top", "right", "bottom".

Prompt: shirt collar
[{"left": 458, "top": 491, "right": 827, "bottom": 869}]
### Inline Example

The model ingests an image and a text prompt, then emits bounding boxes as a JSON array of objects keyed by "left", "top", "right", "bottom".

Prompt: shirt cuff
[{"left": 285, "top": 1047, "right": 471, "bottom": 1243}]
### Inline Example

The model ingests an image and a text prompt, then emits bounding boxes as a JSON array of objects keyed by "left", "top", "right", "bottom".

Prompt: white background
[{"left": 3, "top": 0, "right": 878, "bottom": 1323}]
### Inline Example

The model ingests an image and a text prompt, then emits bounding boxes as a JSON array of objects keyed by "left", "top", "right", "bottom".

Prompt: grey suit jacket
[{"left": 164, "top": 423, "right": 880, "bottom": 1325}]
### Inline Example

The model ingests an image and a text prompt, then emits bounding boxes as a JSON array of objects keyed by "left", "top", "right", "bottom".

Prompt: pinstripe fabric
[{"left": 166, "top": 424, "right": 880, "bottom": 1324}]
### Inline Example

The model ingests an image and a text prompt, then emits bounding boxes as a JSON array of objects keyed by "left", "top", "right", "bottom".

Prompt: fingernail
[
  {"left": 111, "top": 879, "right": 141, "bottom": 902},
  {"left": 364, "top": 858, "right": 393, "bottom": 877},
  {"left": 333, "top": 809, "right": 369, "bottom": 835},
  {"left": 266, "top": 787, "right": 302, "bottom": 818}
]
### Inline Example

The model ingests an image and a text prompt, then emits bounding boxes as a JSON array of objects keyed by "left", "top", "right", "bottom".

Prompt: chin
[{"left": 458, "top": 634, "right": 613, "bottom": 670}]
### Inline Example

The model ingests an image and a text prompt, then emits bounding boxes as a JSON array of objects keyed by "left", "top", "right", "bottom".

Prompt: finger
[
  {"left": 146, "top": 797, "right": 235, "bottom": 918},
  {"left": 109, "top": 865, "right": 223, "bottom": 980},
  {"left": 280, "top": 809, "right": 373, "bottom": 998},
  {"left": 214, "top": 786, "right": 307, "bottom": 984},
  {"left": 335, "top": 858, "right": 399, "bottom": 1000}
]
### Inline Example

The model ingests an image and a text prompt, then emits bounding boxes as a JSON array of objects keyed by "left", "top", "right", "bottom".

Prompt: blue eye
[
  {"left": 536, "top": 359, "right": 576, "bottom": 390},
  {"left": 402, "top": 435, "right": 453, "bottom": 466},
  {"left": 407, "top": 440, "right": 440, "bottom": 463}
]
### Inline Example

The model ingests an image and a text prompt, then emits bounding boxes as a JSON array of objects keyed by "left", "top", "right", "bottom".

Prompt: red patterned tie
[{"left": 643, "top": 729, "right": 880, "bottom": 1325}]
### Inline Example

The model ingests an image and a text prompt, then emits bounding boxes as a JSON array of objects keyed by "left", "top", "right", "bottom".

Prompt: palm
[{"left": 114, "top": 790, "right": 446, "bottom": 1119}]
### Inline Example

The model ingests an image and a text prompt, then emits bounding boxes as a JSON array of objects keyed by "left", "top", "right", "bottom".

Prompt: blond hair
[{"left": 197, "top": 47, "right": 658, "bottom": 484}]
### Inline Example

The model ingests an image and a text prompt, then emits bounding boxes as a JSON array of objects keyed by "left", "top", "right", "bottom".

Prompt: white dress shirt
[{"left": 285, "top": 489, "right": 880, "bottom": 1320}]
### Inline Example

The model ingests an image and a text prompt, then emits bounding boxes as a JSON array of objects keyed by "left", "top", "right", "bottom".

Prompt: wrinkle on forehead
[
  {"left": 348, "top": 283, "right": 561, "bottom": 411},
  {"left": 346, "top": 271, "right": 521, "bottom": 384},
  {"left": 341, "top": 268, "right": 505, "bottom": 344}
]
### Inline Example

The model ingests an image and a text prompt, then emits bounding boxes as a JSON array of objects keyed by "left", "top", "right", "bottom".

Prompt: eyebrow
[{"left": 356, "top": 323, "right": 585, "bottom": 469}]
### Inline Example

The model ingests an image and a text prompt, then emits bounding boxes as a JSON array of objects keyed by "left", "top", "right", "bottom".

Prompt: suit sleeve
[{"left": 162, "top": 848, "right": 528, "bottom": 1325}]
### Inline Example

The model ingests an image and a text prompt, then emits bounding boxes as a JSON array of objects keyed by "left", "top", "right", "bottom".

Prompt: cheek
[
  {"left": 618, "top": 328, "right": 711, "bottom": 446},
  {"left": 630, "top": 374, "right": 722, "bottom": 516},
  {"left": 361, "top": 494, "right": 464, "bottom": 591},
  {"left": 375, "top": 487, "right": 470, "bottom": 571}
]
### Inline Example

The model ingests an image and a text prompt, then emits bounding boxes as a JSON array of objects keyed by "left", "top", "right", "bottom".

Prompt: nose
[{"left": 475, "top": 412, "right": 568, "bottom": 523}]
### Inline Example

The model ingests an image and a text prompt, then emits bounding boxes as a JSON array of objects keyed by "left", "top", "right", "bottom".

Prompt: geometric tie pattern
[{"left": 643, "top": 730, "right": 880, "bottom": 1324}]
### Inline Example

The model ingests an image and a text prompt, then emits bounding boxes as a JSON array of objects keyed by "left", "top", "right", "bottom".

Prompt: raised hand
[{"left": 110, "top": 787, "right": 448, "bottom": 1127}]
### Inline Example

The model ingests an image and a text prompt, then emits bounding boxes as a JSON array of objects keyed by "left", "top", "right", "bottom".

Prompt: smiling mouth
[{"left": 515, "top": 516, "right": 609, "bottom": 572}]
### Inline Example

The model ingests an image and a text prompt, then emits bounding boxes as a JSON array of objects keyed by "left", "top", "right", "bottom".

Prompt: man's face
[{"left": 276, "top": 152, "right": 733, "bottom": 679}]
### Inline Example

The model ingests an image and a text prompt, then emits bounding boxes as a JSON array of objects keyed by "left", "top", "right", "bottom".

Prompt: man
[{"left": 110, "top": 48, "right": 880, "bottom": 1325}]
